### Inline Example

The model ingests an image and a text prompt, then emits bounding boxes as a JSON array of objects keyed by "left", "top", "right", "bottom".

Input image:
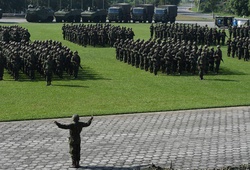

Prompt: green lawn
[{"left": 0, "top": 22, "right": 250, "bottom": 122}]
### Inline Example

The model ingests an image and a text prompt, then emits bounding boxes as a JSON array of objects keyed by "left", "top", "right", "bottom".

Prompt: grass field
[{"left": 0, "top": 22, "right": 250, "bottom": 122}]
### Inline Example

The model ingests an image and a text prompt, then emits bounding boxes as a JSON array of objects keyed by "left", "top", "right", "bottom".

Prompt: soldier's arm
[
  {"left": 54, "top": 121, "right": 71, "bottom": 129},
  {"left": 81, "top": 117, "right": 93, "bottom": 127}
]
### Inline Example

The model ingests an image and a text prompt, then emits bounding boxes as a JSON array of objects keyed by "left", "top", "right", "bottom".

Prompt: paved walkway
[{"left": 1, "top": 107, "right": 250, "bottom": 170}]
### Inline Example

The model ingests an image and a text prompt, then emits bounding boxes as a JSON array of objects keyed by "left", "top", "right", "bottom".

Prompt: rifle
[{"left": 79, "top": 65, "right": 83, "bottom": 69}]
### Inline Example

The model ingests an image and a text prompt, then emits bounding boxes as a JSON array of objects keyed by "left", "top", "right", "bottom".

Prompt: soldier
[
  {"left": 43, "top": 55, "right": 53, "bottom": 86},
  {"left": 164, "top": 49, "right": 173, "bottom": 75},
  {"left": 189, "top": 49, "right": 197, "bottom": 75},
  {"left": 71, "top": 51, "right": 81, "bottom": 79},
  {"left": 231, "top": 38, "right": 236, "bottom": 58},
  {"left": 214, "top": 45, "right": 223, "bottom": 74},
  {"left": 150, "top": 23, "right": 154, "bottom": 39},
  {"left": 54, "top": 115, "right": 93, "bottom": 168},
  {"left": 0, "top": 50, "right": 6, "bottom": 80},
  {"left": 197, "top": 52, "right": 206, "bottom": 80},
  {"left": 236, "top": 38, "right": 243, "bottom": 60},
  {"left": 11, "top": 51, "right": 21, "bottom": 81},
  {"left": 62, "top": 23, "right": 66, "bottom": 40},
  {"left": 175, "top": 47, "right": 183, "bottom": 75},
  {"left": 228, "top": 26, "right": 232, "bottom": 39},
  {"left": 217, "top": 30, "right": 221, "bottom": 45},
  {"left": 220, "top": 29, "right": 227, "bottom": 45},
  {"left": 27, "top": 50, "right": 37, "bottom": 80},
  {"left": 226, "top": 38, "right": 231, "bottom": 57},
  {"left": 209, "top": 47, "right": 215, "bottom": 72},
  {"left": 243, "top": 38, "right": 249, "bottom": 61}
]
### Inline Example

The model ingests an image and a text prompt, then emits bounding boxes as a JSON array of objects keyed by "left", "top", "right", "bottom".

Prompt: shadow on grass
[
  {"left": 53, "top": 84, "right": 89, "bottom": 88},
  {"left": 205, "top": 78, "right": 239, "bottom": 82},
  {"left": 4, "top": 66, "right": 111, "bottom": 82},
  {"left": 157, "top": 66, "right": 247, "bottom": 77},
  {"left": 218, "top": 67, "right": 247, "bottom": 76}
]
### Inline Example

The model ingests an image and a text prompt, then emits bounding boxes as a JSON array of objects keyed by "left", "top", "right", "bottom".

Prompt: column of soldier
[
  {"left": 0, "top": 26, "right": 81, "bottom": 85},
  {"left": 226, "top": 25, "right": 250, "bottom": 61},
  {"left": 114, "top": 23, "right": 223, "bottom": 78},
  {"left": 62, "top": 23, "right": 135, "bottom": 47}
]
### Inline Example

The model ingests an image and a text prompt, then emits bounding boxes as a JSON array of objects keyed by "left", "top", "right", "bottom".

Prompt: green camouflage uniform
[{"left": 55, "top": 116, "right": 93, "bottom": 168}]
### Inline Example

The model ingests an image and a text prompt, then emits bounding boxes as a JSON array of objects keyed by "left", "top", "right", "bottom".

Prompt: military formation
[
  {"left": 0, "top": 26, "right": 81, "bottom": 85},
  {"left": 0, "top": 25, "right": 30, "bottom": 43},
  {"left": 114, "top": 33, "right": 223, "bottom": 79},
  {"left": 1, "top": 23, "right": 228, "bottom": 83},
  {"left": 62, "top": 23, "right": 135, "bottom": 47},
  {"left": 151, "top": 23, "right": 227, "bottom": 46},
  {"left": 226, "top": 26, "right": 250, "bottom": 61}
]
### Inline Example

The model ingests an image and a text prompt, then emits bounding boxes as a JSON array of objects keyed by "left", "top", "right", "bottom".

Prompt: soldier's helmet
[
  {"left": 74, "top": 51, "right": 78, "bottom": 54},
  {"left": 217, "top": 45, "right": 220, "bottom": 48},
  {"left": 72, "top": 114, "right": 79, "bottom": 122}
]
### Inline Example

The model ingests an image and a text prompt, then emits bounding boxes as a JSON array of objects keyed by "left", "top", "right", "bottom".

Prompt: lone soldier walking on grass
[{"left": 54, "top": 115, "right": 93, "bottom": 168}]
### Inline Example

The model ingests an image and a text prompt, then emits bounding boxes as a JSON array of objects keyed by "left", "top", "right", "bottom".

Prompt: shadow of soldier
[
  {"left": 78, "top": 164, "right": 172, "bottom": 170},
  {"left": 7, "top": 65, "right": 111, "bottom": 82}
]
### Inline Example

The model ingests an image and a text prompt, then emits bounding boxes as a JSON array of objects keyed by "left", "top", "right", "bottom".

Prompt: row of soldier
[
  {"left": 0, "top": 40, "right": 81, "bottom": 85},
  {"left": 0, "top": 25, "right": 30, "bottom": 42},
  {"left": 228, "top": 25, "right": 250, "bottom": 39},
  {"left": 150, "top": 23, "right": 227, "bottom": 46},
  {"left": 114, "top": 38, "right": 223, "bottom": 78},
  {"left": 227, "top": 37, "right": 250, "bottom": 61},
  {"left": 62, "top": 23, "right": 135, "bottom": 47}
]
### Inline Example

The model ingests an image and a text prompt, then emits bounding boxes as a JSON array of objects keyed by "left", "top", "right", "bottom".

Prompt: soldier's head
[{"left": 72, "top": 114, "right": 79, "bottom": 122}]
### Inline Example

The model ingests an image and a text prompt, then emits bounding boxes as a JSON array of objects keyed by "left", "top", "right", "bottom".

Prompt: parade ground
[{"left": 1, "top": 106, "right": 250, "bottom": 170}]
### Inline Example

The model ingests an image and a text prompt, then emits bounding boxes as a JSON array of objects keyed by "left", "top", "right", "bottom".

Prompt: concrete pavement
[{"left": 1, "top": 106, "right": 250, "bottom": 170}]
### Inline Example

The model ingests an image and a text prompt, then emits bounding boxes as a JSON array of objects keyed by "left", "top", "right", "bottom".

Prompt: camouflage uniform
[
  {"left": 214, "top": 45, "right": 223, "bottom": 74},
  {"left": 55, "top": 115, "right": 93, "bottom": 168},
  {"left": 43, "top": 55, "right": 53, "bottom": 86},
  {"left": 71, "top": 51, "right": 81, "bottom": 79},
  {"left": 197, "top": 52, "right": 205, "bottom": 80}
]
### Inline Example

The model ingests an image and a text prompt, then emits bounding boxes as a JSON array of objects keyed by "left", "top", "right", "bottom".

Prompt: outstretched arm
[
  {"left": 54, "top": 121, "right": 71, "bottom": 129},
  {"left": 82, "top": 116, "right": 94, "bottom": 127}
]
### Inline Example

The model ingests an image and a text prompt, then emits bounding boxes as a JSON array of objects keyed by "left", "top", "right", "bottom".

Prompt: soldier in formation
[
  {"left": 0, "top": 25, "right": 30, "bottom": 42},
  {"left": 152, "top": 23, "right": 227, "bottom": 46},
  {"left": 0, "top": 39, "right": 80, "bottom": 84},
  {"left": 227, "top": 36, "right": 250, "bottom": 61},
  {"left": 114, "top": 37, "right": 223, "bottom": 79},
  {"left": 230, "top": 25, "right": 250, "bottom": 39},
  {"left": 62, "top": 23, "right": 135, "bottom": 47}
]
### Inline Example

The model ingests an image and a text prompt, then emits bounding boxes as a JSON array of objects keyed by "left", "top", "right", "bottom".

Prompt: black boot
[
  {"left": 70, "top": 160, "right": 76, "bottom": 168},
  {"left": 75, "top": 160, "right": 80, "bottom": 168}
]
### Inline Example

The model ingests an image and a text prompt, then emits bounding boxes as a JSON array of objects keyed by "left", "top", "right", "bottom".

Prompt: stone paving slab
[{"left": 1, "top": 106, "right": 250, "bottom": 170}]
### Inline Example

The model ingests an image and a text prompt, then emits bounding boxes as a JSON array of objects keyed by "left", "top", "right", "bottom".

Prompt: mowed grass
[
  {"left": 176, "top": 14, "right": 213, "bottom": 21},
  {"left": 0, "top": 22, "right": 250, "bottom": 122}
]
